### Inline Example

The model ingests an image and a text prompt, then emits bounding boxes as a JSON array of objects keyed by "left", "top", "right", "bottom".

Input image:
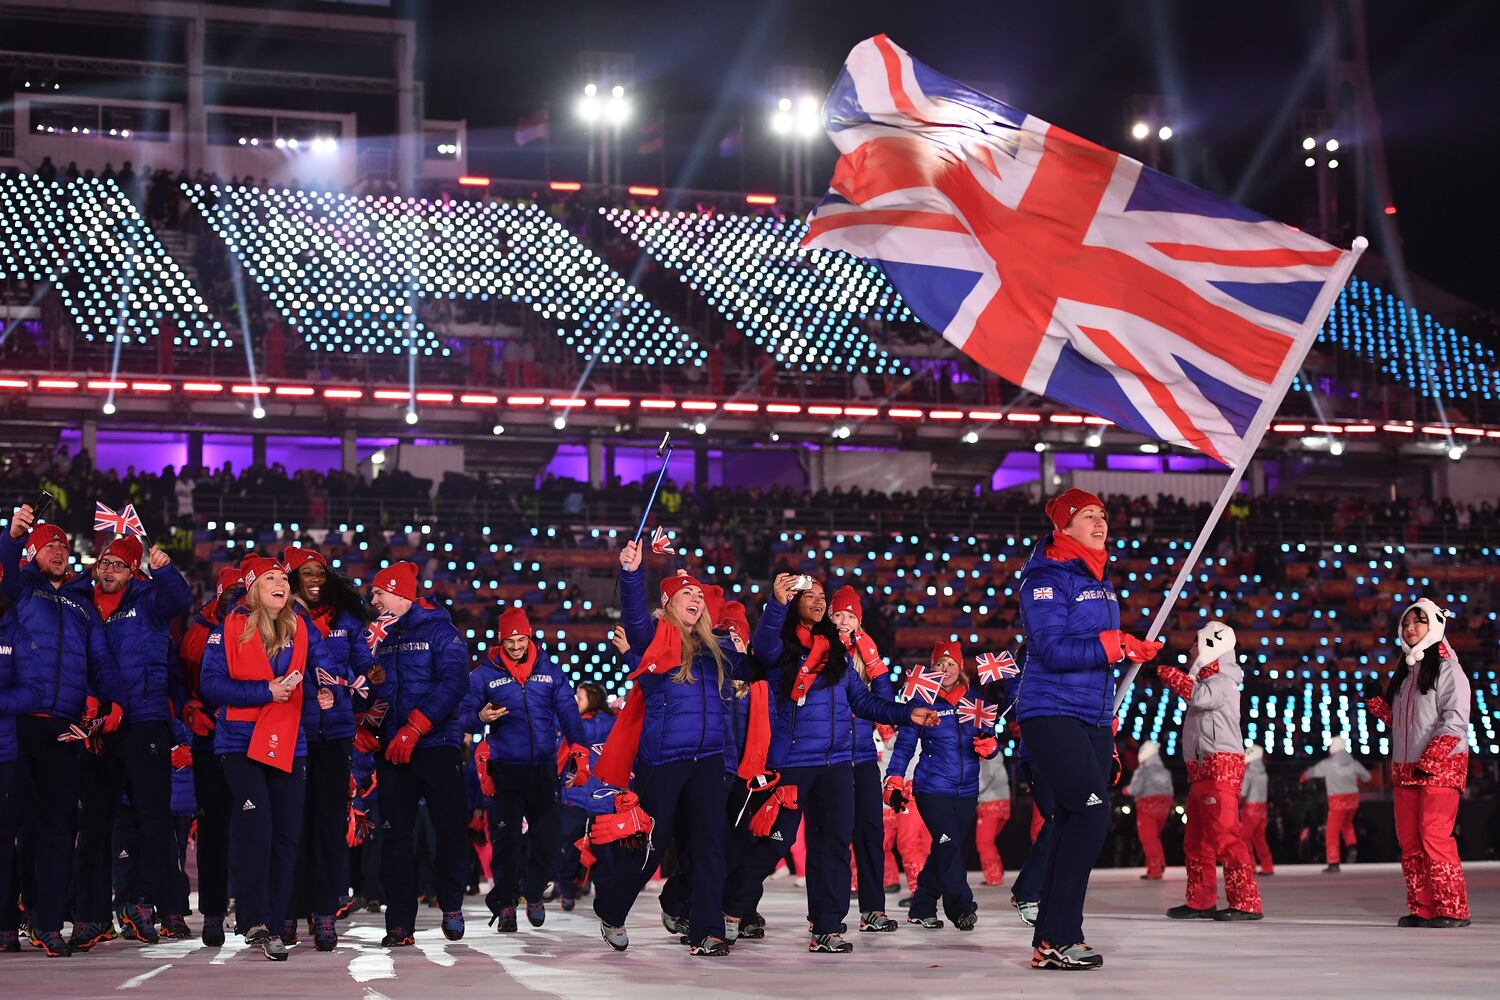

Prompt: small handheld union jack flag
[
  {"left": 900, "top": 664, "right": 942, "bottom": 705},
  {"left": 317, "top": 667, "right": 370, "bottom": 698},
  {"left": 651, "top": 525, "right": 676, "bottom": 555},
  {"left": 362, "top": 699, "right": 390, "bottom": 728},
  {"left": 364, "top": 612, "right": 397, "bottom": 651},
  {"left": 958, "top": 697, "right": 998, "bottom": 728},
  {"left": 121, "top": 503, "right": 146, "bottom": 537},
  {"left": 94, "top": 500, "right": 148, "bottom": 537},
  {"left": 975, "top": 651, "right": 1019, "bottom": 685}
]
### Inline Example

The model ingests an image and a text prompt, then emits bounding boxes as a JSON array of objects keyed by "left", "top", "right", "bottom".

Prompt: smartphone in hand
[{"left": 283, "top": 670, "right": 303, "bottom": 689}]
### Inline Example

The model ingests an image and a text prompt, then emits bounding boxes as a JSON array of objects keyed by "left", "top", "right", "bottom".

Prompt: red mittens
[{"left": 384, "top": 709, "right": 432, "bottom": 765}]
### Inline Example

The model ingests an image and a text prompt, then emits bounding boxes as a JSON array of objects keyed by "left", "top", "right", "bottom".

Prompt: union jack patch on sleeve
[{"left": 1031, "top": 587, "right": 1054, "bottom": 600}]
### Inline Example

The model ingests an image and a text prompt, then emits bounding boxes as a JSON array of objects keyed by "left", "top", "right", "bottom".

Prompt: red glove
[
  {"left": 475, "top": 740, "right": 495, "bottom": 796},
  {"left": 384, "top": 709, "right": 432, "bottom": 765},
  {"left": 102, "top": 701, "right": 125, "bottom": 734},
  {"left": 171, "top": 744, "right": 193, "bottom": 770},
  {"left": 354, "top": 727, "right": 381, "bottom": 754},
  {"left": 1121, "top": 634, "right": 1164, "bottom": 664},
  {"left": 1157, "top": 666, "right": 1195, "bottom": 700},
  {"left": 569, "top": 746, "right": 591, "bottom": 788},
  {"left": 853, "top": 632, "right": 886, "bottom": 677},
  {"left": 882, "top": 775, "right": 910, "bottom": 813},
  {"left": 1098, "top": 630, "right": 1126, "bottom": 664},
  {"left": 973, "top": 735, "right": 999, "bottom": 759},
  {"left": 182, "top": 698, "right": 216, "bottom": 737}
]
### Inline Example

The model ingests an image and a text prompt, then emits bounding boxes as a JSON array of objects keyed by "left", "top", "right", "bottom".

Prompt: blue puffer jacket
[
  {"left": 169, "top": 718, "right": 197, "bottom": 815},
  {"left": 64, "top": 566, "right": 193, "bottom": 724},
  {"left": 199, "top": 607, "right": 333, "bottom": 758},
  {"left": 560, "top": 711, "right": 618, "bottom": 814},
  {"left": 852, "top": 665, "right": 896, "bottom": 765},
  {"left": 0, "top": 533, "right": 126, "bottom": 722},
  {"left": 0, "top": 612, "right": 28, "bottom": 764},
  {"left": 1015, "top": 541, "right": 1120, "bottom": 727},
  {"left": 618, "top": 567, "right": 744, "bottom": 767},
  {"left": 365, "top": 599, "right": 469, "bottom": 750},
  {"left": 460, "top": 644, "right": 588, "bottom": 765},
  {"left": 303, "top": 606, "right": 373, "bottom": 743},
  {"left": 887, "top": 682, "right": 999, "bottom": 798},
  {"left": 752, "top": 599, "right": 911, "bottom": 770}
]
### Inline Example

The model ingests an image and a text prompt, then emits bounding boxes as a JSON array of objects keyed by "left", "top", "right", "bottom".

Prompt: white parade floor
[{"left": 8, "top": 862, "right": 1497, "bottom": 998}]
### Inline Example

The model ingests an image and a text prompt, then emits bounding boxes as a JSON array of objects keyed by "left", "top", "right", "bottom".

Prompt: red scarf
[
  {"left": 223, "top": 611, "right": 306, "bottom": 773},
  {"left": 305, "top": 603, "right": 336, "bottom": 638},
  {"left": 939, "top": 683, "right": 966, "bottom": 707},
  {"left": 737, "top": 680, "right": 772, "bottom": 779},
  {"left": 595, "top": 619, "right": 683, "bottom": 788},
  {"left": 789, "top": 626, "right": 830, "bottom": 703},
  {"left": 1046, "top": 530, "right": 1108, "bottom": 581},
  {"left": 93, "top": 586, "right": 125, "bottom": 622},
  {"left": 490, "top": 641, "right": 538, "bottom": 685}
]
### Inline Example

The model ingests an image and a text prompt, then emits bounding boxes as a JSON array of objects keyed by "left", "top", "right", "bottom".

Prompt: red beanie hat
[
  {"left": 372, "top": 561, "right": 420, "bottom": 602},
  {"left": 931, "top": 639, "right": 964, "bottom": 670},
  {"left": 23, "top": 523, "right": 69, "bottom": 564},
  {"left": 702, "top": 584, "right": 725, "bottom": 627},
  {"left": 282, "top": 545, "right": 327, "bottom": 572},
  {"left": 1045, "top": 488, "right": 1104, "bottom": 529},
  {"left": 830, "top": 585, "right": 862, "bottom": 623},
  {"left": 718, "top": 600, "right": 751, "bottom": 640},
  {"left": 659, "top": 574, "right": 702, "bottom": 607},
  {"left": 101, "top": 535, "right": 144, "bottom": 572},
  {"left": 499, "top": 606, "right": 532, "bottom": 639},
  {"left": 215, "top": 566, "right": 243, "bottom": 599},
  {"left": 239, "top": 555, "right": 285, "bottom": 590}
]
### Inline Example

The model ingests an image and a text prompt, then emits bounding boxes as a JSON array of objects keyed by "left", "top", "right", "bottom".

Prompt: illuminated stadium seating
[
  {"left": 0, "top": 174, "right": 231, "bottom": 349},
  {"left": 605, "top": 206, "right": 911, "bottom": 374},
  {"left": 182, "top": 184, "right": 705, "bottom": 366}
]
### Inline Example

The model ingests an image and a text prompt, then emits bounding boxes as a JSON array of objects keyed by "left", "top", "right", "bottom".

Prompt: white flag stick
[{"left": 1112, "top": 236, "right": 1368, "bottom": 714}]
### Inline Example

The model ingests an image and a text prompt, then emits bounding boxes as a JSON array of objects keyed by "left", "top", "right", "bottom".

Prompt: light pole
[
  {"left": 1299, "top": 109, "right": 1340, "bottom": 240},
  {"left": 770, "top": 95, "right": 820, "bottom": 214},
  {"left": 1126, "top": 94, "right": 1178, "bottom": 171},
  {"left": 578, "top": 83, "right": 600, "bottom": 183},
  {"left": 604, "top": 84, "right": 630, "bottom": 189},
  {"left": 577, "top": 82, "right": 630, "bottom": 189}
]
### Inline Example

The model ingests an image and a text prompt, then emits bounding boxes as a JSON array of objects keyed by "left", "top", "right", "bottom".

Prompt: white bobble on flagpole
[{"left": 1352, "top": 236, "right": 1368, "bottom": 251}]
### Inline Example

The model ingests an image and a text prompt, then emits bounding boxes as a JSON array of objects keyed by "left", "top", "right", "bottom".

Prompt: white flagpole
[{"left": 1112, "top": 236, "right": 1367, "bottom": 714}]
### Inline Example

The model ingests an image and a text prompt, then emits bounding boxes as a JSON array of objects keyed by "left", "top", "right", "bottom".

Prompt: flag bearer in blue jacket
[
  {"left": 885, "top": 640, "right": 1000, "bottom": 932},
  {"left": 1015, "top": 489, "right": 1162, "bottom": 972},
  {"left": 359, "top": 561, "right": 470, "bottom": 948},
  {"left": 0, "top": 505, "right": 128, "bottom": 958},
  {"left": 68, "top": 534, "right": 194, "bottom": 949},
  {"left": 283, "top": 545, "right": 373, "bottom": 952},
  {"left": 459, "top": 604, "right": 591, "bottom": 931},
  {"left": 720, "top": 574, "right": 937, "bottom": 955}
]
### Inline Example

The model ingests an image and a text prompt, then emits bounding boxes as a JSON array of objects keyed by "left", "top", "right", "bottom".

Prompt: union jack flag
[
  {"left": 94, "top": 501, "right": 148, "bottom": 537},
  {"left": 975, "top": 650, "right": 1019, "bottom": 684},
  {"left": 802, "top": 36, "right": 1365, "bottom": 467},
  {"left": 316, "top": 667, "right": 370, "bottom": 698},
  {"left": 362, "top": 699, "right": 390, "bottom": 728},
  {"left": 651, "top": 525, "right": 676, "bottom": 555},
  {"left": 957, "top": 696, "right": 998, "bottom": 728},
  {"left": 900, "top": 664, "right": 942, "bottom": 704},
  {"left": 365, "top": 612, "right": 397, "bottom": 651}
]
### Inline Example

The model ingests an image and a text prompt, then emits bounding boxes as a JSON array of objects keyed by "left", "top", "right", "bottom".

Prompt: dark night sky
[{"left": 392, "top": 0, "right": 1500, "bottom": 312}]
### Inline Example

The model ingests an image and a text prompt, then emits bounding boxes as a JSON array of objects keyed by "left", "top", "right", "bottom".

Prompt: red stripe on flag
[
  {"left": 806, "top": 207, "right": 970, "bottom": 241},
  {"left": 1146, "top": 243, "right": 1344, "bottom": 268},
  {"left": 1076, "top": 324, "right": 1227, "bottom": 465},
  {"left": 872, "top": 35, "right": 919, "bottom": 117}
]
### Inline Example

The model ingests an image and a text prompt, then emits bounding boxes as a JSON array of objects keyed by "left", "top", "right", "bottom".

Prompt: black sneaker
[
  {"left": 1213, "top": 908, "right": 1263, "bottom": 921},
  {"left": 119, "top": 902, "right": 160, "bottom": 945},
  {"left": 312, "top": 915, "right": 338, "bottom": 951},
  {"left": 907, "top": 915, "right": 944, "bottom": 929},
  {"left": 29, "top": 929, "right": 71, "bottom": 958},
  {"left": 280, "top": 918, "right": 298, "bottom": 947},
  {"left": 808, "top": 933, "right": 853, "bottom": 953},
  {"left": 1397, "top": 915, "right": 1429, "bottom": 928},
  {"left": 335, "top": 897, "right": 364, "bottom": 920},
  {"left": 68, "top": 921, "right": 112, "bottom": 952},
  {"left": 160, "top": 914, "right": 193, "bottom": 940},
  {"left": 953, "top": 909, "right": 978, "bottom": 931},
  {"left": 1427, "top": 917, "right": 1472, "bottom": 928},
  {"left": 1322, "top": 864, "right": 1341, "bottom": 873},
  {"left": 1166, "top": 904, "right": 1219, "bottom": 919},
  {"left": 858, "top": 911, "right": 897, "bottom": 932},
  {"left": 202, "top": 915, "right": 226, "bottom": 947},
  {"left": 442, "top": 910, "right": 465, "bottom": 941},
  {"left": 246, "top": 924, "right": 287, "bottom": 962},
  {"left": 1031, "top": 941, "right": 1103, "bottom": 971},
  {"left": 689, "top": 936, "right": 730, "bottom": 956},
  {"left": 897, "top": 896, "right": 913, "bottom": 908},
  {"left": 489, "top": 906, "right": 518, "bottom": 932},
  {"left": 739, "top": 913, "right": 766, "bottom": 939},
  {"left": 380, "top": 928, "right": 415, "bottom": 947},
  {"left": 661, "top": 911, "right": 689, "bottom": 937}
]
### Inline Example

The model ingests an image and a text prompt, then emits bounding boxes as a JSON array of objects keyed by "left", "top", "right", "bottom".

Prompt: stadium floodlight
[
  {"left": 1033, "top": 441, "right": 1048, "bottom": 453},
  {"left": 405, "top": 410, "right": 419, "bottom": 425},
  {"left": 1329, "top": 440, "right": 1345, "bottom": 456},
  {"left": 371, "top": 450, "right": 386, "bottom": 466},
  {"left": 1305, "top": 157, "right": 1316, "bottom": 168},
  {"left": 578, "top": 83, "right": 602, "bottom": 123},
  {"left": 1139, "top": 442, "right": 1160, "bottom": 454},
  {"left": 1085, "top": 431, "right": 1103, "bottom": 448},
  {"left": 1328, "top": 159, "right": 1339, "bottom": 169},
  {"left": 1302, "top": 136, "right": 1316, "bottom": 150},
  {"left": 1157, "top": 125, "right": 1173, "bottom": 141},
  {"left": 102, "top": 401, "right": 116, "bottom": 415},
  {"left": 1325, "top": 138, "right": 1339, "bottom": 152},
  {"left": 491, "top": 423, "right": 505, "bottom": 435},
  {"left": 1131, "top": 121, "right": 1150, "bottom": 140},
  {"left": 553, "top": 416, "right": 568, "bottom": 431},
  {"left": 962, "top": 430, "right": 980, "bottom": 445},
  {"left": 252, "top": 405, "right": 266, "bottom": 420},
  {"left": 1448, "top": 444, "right": 1465, "bottom": 461}
]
